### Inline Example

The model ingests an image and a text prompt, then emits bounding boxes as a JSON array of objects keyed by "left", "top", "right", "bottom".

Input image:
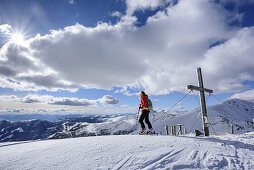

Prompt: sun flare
[{"left": 10, "top": 33, "right": 25, "bottom": 44}]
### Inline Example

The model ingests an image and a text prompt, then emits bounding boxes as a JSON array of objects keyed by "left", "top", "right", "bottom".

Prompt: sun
[{"left": 10, "top": 33, "right": 25, "bottom": 44}]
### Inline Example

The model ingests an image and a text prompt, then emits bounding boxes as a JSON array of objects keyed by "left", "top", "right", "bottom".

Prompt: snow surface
[{"left": 0, "top": 134, "right": 254, "bottom": 169}]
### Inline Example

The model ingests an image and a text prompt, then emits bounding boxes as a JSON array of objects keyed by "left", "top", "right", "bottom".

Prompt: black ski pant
[{"left": 139, "top": 110, "right": 152, "bottom": 129}]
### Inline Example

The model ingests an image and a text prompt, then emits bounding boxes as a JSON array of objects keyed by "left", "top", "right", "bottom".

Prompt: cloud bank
[
  {"left": 0, "top": 94, "right": 119, "bottom": 106},
  {"left": 0, "top": 0, "right": 254, "bottom": 95},
  {"left": 229, "top": 89, "right": 254, "bottom": 102},
  {"left": 0, "top": 94, "right": 124, "bottom": 114}
]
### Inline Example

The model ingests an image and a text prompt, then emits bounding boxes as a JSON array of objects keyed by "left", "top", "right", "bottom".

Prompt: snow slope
[
  {"left": 0, "top": 134, "right": 254, "bottom": 169},
  {"left": 152, "top": 99, "right": 254, "bottom": 135}
]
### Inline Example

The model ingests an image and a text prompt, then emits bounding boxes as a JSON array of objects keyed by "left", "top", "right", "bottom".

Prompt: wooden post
[
  {"left": 231, "top": 124, "right": 234, "bottom": 134},
  {"left": 197, "top": 68, "right": 210, "bottom": 137},
  {"left": 170, "top": 125, "right": 176, "bottom": 135},
  {"left": 177, "top": 124, "right": 183, "bottom": 135},
  {"left": 170, "top": 125, "right": 173, "bottom": 135},
  {"left": 165, "top": 125, "right": 169, "bottom": 135},
  {"left": 187, "top": 67, "right": 212, "bottom": 137},
  {"left": 184, "top": 128, "right": 187, "bottom": 135}
]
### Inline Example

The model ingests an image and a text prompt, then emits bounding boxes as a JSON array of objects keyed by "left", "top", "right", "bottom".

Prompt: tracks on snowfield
[
  {"left": 111, "top": 135, "right": 254, "bottom": 169},
  {"left": 0, "top": 135, "right": 254, "bottom": 169}
]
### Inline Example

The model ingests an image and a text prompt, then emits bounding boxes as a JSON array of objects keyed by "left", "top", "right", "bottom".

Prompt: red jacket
[{"left": 141, "top": 95, "right": 149, "bottom": 111}]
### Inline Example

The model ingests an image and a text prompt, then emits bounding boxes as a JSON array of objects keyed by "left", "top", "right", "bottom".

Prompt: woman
[{"left": 139, "top": 91, "right": 153, "bottom": 134}]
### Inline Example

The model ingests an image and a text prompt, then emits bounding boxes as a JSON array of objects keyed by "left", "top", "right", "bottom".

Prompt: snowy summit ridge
[{"left": 0, "top": 99, "right": 254, "bottom": 142}]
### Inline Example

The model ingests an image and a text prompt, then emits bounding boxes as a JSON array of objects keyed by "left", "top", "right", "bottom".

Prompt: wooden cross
[{"left": 187, "top": 67, "right": 213, "bottom": 136}]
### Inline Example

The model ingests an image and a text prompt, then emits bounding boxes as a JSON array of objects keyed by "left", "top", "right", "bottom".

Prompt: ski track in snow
[{"left": 0, "top": 135, "right": 254, "bottom": 170}]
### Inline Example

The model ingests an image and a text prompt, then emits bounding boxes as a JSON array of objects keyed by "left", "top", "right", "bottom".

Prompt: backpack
[{"left": 146, "top": 98, "right": 153, "bottom": 111}]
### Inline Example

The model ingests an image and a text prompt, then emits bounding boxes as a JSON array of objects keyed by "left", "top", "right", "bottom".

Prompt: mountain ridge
[{"left": 0, "top": 98, "right": 254, "bottom": 142}]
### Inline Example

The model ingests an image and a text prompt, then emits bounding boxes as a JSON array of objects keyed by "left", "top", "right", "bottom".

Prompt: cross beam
[
  {"left": 187, "top": 85, "right": 213, "bottom": 94},
  {"left": 187, "top": 67, "right": 213, "bottom": 137}
]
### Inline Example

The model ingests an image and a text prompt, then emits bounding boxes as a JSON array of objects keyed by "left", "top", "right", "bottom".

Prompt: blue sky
[{"left": 0, "top": 0, "right": 254, "bottom": 114}]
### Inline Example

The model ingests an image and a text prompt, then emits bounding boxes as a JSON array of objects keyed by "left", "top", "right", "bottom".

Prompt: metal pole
[
  {"left": 134, "top": 105, "right": 141, "bottom": 130},
  {"left": 136, "top": 104, "right": 141, "bottom": 120},
  {"left": 197, "top": 67, "right": 210, "bottom": 136}
]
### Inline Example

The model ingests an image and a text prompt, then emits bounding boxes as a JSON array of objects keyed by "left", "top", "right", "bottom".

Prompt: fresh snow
[{"left": 0, "top": 134, "right": 254, "bottom": 169}]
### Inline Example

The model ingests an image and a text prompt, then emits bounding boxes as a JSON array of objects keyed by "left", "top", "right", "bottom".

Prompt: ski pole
[
  {"left": 134, "top": 105, "right": 141, "bottom": 131},
  {"left": 136, "top": 104, "right": 141, "bottom": 120}
]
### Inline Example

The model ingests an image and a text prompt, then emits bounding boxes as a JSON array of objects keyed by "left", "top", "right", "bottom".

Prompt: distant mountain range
[
  {"left": 0, "top": 114, "right": 136, "bottom": 142},
  {"left": 0, "top": 113, "right": 93, "bottom": 122},
  {"left": 0, "top": 99, "right": 254, "bottom": 142}
]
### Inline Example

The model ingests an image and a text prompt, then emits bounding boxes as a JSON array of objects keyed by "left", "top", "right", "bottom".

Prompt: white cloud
[
  {"left": 0, "top": 95, "right": 19, "bottom": 101},
  {"left": 114, "top": 87, "right": 140, "bottom": 96},
  {"left": 0, "top": 40, "right": 80, "bottom": 91},
  {"left": 0, "top": 94, "right": 97, "bottom": 106},
  {"left": 0, "top": 24, "right": 12, "bottom": 35},
  {"left": 36, "top": 108, "right": 48, "bottom": 113},
  {"left": 123, "top": 91, "right": 139, "bottom": 96},
  {"left": 0, "top": 94, "right": 121, "bottom": 107},
  {"left": 0, "top": 0, "right": 253, "bottom": 95},
  {"left": 98, "top": 95, "right": 119, "bottom": 105},
  {"left": 201, "top": 27, "right": 254, "bottom": 93},
  {"left": 229, "top": 89, "right": 254, "bottom": 102},
  {"left": 135, "top": 0, "right": 235, "bottom": 94},
  {"left": 126, "top": 0, "right": 170, "bottom": 16},
  {"left": 110, "top": 11, "right": 122, "bottom": 18},
  {"left": 0, "top": 95, "right": 130, "bottom": 114},
  {"left": 51, "top": 98, "right": 96, "bottom": 106},
  {"left": 26, "top": 22, "right": 146, "bottom": 90},
  {"left": 114, "top": 87, "right": 128, "bottom": 94},
  {"left": 68, "top": 0, "right": 75, "bottom": 4}
]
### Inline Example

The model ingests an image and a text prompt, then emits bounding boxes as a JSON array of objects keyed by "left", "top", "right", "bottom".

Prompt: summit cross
[{"left": 187, "top": 67, "right": 213, "bottom": 137}]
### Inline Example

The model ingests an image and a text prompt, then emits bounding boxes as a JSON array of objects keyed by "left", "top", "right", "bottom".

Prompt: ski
[{"left": 139, "top": 131, "right": 157, "bottom": 135}]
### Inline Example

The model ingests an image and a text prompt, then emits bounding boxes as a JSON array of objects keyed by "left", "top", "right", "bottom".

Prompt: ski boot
[
  {"left": 146, "top": 128, "right": 153, "bottom": 134},
  {"left": 139, "top": 128, "right": 146, "bottom": 135}
]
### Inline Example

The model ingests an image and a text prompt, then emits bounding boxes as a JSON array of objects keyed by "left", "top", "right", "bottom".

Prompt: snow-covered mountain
[
  {"left": 0, "top": 119, "right": 62, "bottom": 142},
  {"left": 0, "top": 99, "right": 254, "bottom": 142},
  {"left": 152, "top": 99, "right": 254, "bottom": 135},
  {"left": 0, "top": 114, "right": 136, "bottom": 142},
  {"left": 48, "top": 115, "right": 136, "bottom": 139}
]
